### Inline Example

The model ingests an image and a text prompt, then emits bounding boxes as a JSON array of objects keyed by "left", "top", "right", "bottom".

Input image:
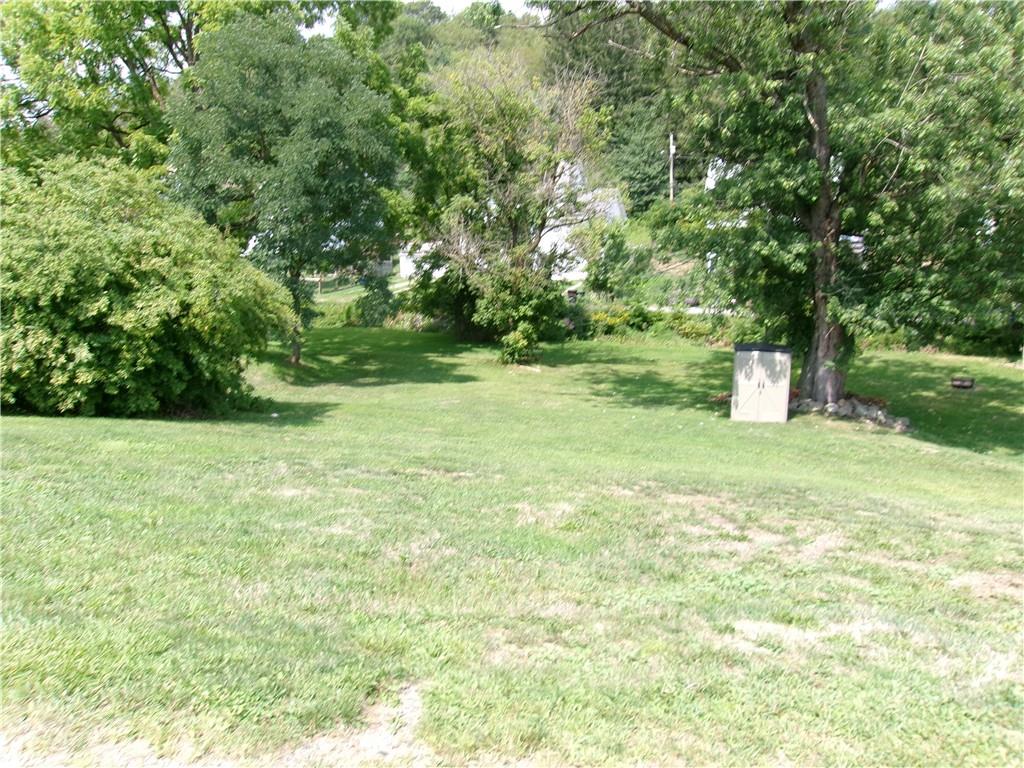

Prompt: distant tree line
[{"left": 1, "top": 0, "right": 1020, "bottom": 413}]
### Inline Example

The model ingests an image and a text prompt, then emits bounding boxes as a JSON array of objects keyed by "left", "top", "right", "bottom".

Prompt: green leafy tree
[
  {"left": 462, "top": 1, "right": 504, "bottom": 45},
  {"left": 549, "top": 0, "right": 1024, "bottom": 401},
  {"left": 1, "top": 158, "right": 292, "bottom": 416},
  {"left": 544, "top": 10, "right": 674, "bottom": 212},
  {"left": 409, "top": 51, "right": 602, "bottom": 360},
  {"left": 0, "top": 1, "right": 377, "bottom": 169},
  {"left": 169, "top": 13, "right": 401, "bottom": 365}
]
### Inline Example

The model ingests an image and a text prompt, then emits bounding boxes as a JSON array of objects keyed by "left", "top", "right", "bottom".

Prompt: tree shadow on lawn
[
  {"left": 540, "top": 341, "right": 660, "bottom": 368},
  {"left": 228, "top": 399, "right": 340, "bottom": 427},
  {"left": 579, "top": 349, "right": 736, "bottom": 415},
  {"left": 579, "top": 346, "right": 1022, "bottom": 455},
  {"left": 847, "top": 355, "right": 1023, "bottom": 455},
  {"left": 262, "top": 327, "right": 479, "bottom": 388}
]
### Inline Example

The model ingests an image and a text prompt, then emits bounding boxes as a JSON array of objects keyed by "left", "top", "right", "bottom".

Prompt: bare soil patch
[{"left": 949, "top": 571, "right": 1024, "bottom": 601}]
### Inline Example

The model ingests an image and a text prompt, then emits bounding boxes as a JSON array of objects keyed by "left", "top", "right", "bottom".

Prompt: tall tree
[
  {"left": 548, "top": 0, "right": 1023, "bottom": 401},
  {"left": 0, "top": 1, "right": 386, "bottom": 169},
  {"left": 408, "top": 51, "right": 601, "bottom": 359},
  {"left": 169, "top": 13, "right": 401, "bottom": 365}
]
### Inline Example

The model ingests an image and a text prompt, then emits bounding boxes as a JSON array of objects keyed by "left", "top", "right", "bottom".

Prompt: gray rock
[{"left": 824, "top": 402, "right": 840, "bottom": 416}]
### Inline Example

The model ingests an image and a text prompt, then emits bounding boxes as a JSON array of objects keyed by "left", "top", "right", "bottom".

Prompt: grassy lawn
[
  {"left": 2, "top": 328, "right": 1022, "bottom": 766},
  {"left": 316, "top": 275, "right": 413, "bottom": 305}
]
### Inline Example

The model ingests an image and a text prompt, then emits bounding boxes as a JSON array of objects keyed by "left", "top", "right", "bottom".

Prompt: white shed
[{"left": 730, "top": 343, "right": 792, "bottom": 423}]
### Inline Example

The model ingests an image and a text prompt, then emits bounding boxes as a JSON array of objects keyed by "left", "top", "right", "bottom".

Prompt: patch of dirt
[
  {"left": 933, "top": 649, "right": 1024, "bottom": 690},
  {"left": 663, "top": 493, "right": 729, "bottom": 511},
  {"left": 732, "top": 618, "right": 896, "bottom": 651},
  {"left": 403, "top": 467, "right": 475, "bottom": 480},
  {"left": 0, "top": 733, "right": 234, "bottom": 768},
  {"left": 289, "top": 684, "right": 435, "bottom": 767},
  {"left": 733, "top": 620, "right": 825, "bottom": 647},
  {"left": 381, "top": 532, "right": 456, "bottom": 571},
  {"left": 682, "top": 518, "right": 787, "bottom": 560},
  {"left": 2, "top": 687, "right": 437, "bottom": 768},
  {"left": 797, "top": 532, "right": 846, "bottom": 561},
  {"left": 485, "top": 630, "right": 572, "bottom": 666},
  {"left": 533, "top": 600, "right": 581, "bottom": 620},
  {"left": 514, "top": 502, "right": 574, "bottom": 527},
  {"left": 971, "top": 651, "right": 1024, "bottom": 688},
  {"left": 852, "top": 552, "right": 934, "bottom": 574},
  {"left": 318, "top": 523, "right": 359, "bottom": 536},
  {"left": 949, "top": 571, "right": 1024, "bottom": 600}
]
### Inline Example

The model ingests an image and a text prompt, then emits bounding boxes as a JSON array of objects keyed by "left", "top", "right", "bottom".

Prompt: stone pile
[{"left": 789, "top": 396, "right": 911, "bottom": 431}]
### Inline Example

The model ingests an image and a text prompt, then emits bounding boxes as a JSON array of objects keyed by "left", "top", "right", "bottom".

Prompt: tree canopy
[
  {"left": 168, "top": 12, "right": 401, "bottom": 364},
  {"left": 546, "top": 0, "right": 1023, "bottom": 399},
  {"left": 0, "top": 0, "right": 1019, "bottom": 396}
]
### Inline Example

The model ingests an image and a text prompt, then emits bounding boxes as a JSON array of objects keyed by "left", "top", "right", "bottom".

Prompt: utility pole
[{"left": 669, "top": 132, "right": 676, "bottom": 203}]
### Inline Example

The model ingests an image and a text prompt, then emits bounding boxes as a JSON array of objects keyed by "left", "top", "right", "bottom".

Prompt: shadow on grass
[
  {"left": 540, "top": 341, "right": 656, "bottom": 368},
  {"left": 263, "top": 326, "right": 479, "bottom": 388},
  {"left": 229, "top": 400, "right": 340, "bottom": 427},
  {"left": 578, "top": 345, "right": 1022, "bottom": 455},
  {"left": 579, "top": 349, "right": 736, "bottom": 414},
  {"left": 848, "top": 355, "right": 1023, "bottom": 455}
]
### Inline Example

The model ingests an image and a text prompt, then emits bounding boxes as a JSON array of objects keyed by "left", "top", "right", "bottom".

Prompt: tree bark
[
  {"left": 289, "top": 273, "right": 303, "bottom": 366},
  {"left": 797, "top": 69, "right": 846, "bottom": 403}
]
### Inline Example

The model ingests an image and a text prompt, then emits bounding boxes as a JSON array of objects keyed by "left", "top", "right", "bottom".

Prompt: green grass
[
  {"left": 3, "top": 328, "right": 1022, "bottom": 766},
  {"left": 316, "top": 274, "right": 412, "bottom": 305}
]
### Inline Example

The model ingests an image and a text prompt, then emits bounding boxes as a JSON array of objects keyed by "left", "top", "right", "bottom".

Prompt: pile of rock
[{"left": 789, "top": 396, "right": 911, "bottom": 432}]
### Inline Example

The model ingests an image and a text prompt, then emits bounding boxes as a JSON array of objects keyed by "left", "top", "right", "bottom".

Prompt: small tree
[
  {"left": 411, "top": 51, "right": 602, "bottom": 360},
  {"left": 169, "top": 13, "right": 401, "bottom": 364}
]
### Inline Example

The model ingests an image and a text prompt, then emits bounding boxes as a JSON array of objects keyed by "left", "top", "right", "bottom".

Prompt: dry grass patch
[
  {"left": 732, "top": 617, "right": 898, "bottom": 653},
  {"left": 381, "top": 532, "right": 456, "bottom": 571},
  {"left": 513, "top": 502, "right": 574, "bottom": 527},
  {"left": 271, "top": 486, "right": 318, "bottom": 499},
  {"left": 484, "top": 629, "right": 572, "bottom": 667},
  {"left": 797, "top": 531, "right": 847, "bottom": 561},
  {"left": 949, "top": 571, "right": 1024, "bottom": 601}
]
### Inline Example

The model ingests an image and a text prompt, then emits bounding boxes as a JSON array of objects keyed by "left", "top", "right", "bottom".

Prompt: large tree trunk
[
  {"left": 798, "top": 69, "right": 846, "bottom": 404},
  {"left": 289, "top": 274, "right": 303, "bottom": 366}
]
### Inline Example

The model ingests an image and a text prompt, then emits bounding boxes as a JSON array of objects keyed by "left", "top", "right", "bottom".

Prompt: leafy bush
[
  {"left": 499, "top": 323, "right": 538, "bottom": 364},
  {"left": 471, "top": 265, "right": 569, "bottom": 361},
  {"left": 667, "top": 313, "right": 717, "bottom": 341},
  {"left": 1, "top": 159, "right": 293, "bottom": 416},
  {"left": 561, "top": 300, "right": 592, "bottom": 339},
  {"left": 353, "top": 275, "right": 399, "bottom": 327},
  {"left": 857, "top": 327, "right": 914, "bottom": 352},
  {"left": 578, "top": 222, "right": 657, "bottom": 301},
  {"left": 314, "top": 301, "right": 361, "bottom": 329},
  {"left": 383, "top": 311, "right": 440, "bottom": 332},
  {"left": 590, "top": 304, "right": 656, "bottom": 336},
  {"left": 405, "top": 265, "right": 483, "bottom": 339}
]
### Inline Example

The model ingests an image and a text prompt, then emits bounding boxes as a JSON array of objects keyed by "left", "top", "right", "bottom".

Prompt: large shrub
[
  {"left": 471, "top": 264, "right": 570, "bottom": 362},
  {"left": 1, "top": 159, "right": 294, "bottom": 416}
]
